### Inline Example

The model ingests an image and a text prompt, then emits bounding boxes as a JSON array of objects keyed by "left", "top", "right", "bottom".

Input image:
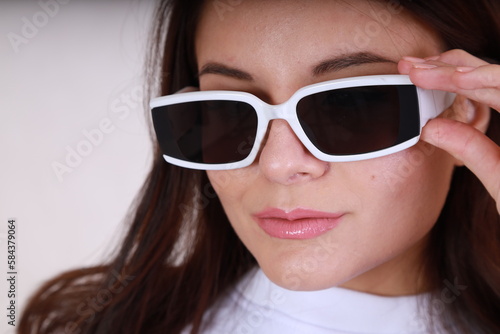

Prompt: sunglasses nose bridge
[
  {"left": 264, "top": 99, "right": 295, "bottom": 123},
  {"left": 260, "top": 101, "right": 304, "bottom": 144},
  {"left": 257, "top": 102, "right": 298, "bottom": 146}
]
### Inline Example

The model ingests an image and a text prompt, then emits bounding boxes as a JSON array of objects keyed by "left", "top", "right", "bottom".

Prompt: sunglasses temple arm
[{"left": 418, "top": 89, "right": 457, "bottom": 128}]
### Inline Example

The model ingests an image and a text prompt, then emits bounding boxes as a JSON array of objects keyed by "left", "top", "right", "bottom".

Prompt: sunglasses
[{"left": 150, "top": 75, "right": 455, "bottom": 170}]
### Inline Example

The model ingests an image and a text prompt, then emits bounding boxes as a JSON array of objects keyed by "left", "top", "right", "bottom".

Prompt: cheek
[
  {"left": 354, "top": 141, "right": 455, "bottom": 238},
  {"left": 207, "top": 168, "right": 263, "bottom": 253},
  {"left": 207, "top": 168, "right": 257, "bottom": 198},
  {"left": 206, "top": 168, "right": 260, "bottom": 216},
  {"left": 371, "top": 142, "right": 454, "bottom": 200}
]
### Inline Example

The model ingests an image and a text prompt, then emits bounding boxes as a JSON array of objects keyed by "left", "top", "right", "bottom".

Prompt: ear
[
  {"left": 449, "top": 94, "right": 491, "bottom": 133},
  {"left": 445, "top": 94, "right": 491, "bottom": 166}
]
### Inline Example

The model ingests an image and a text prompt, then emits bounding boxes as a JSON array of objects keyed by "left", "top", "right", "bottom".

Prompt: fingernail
[
  {"left": 456, "top": 66, "right": 475, "bottom": 73},
  {"left": 412, "top": 63, "right": 438, "bottom": 69},
  {"left": 403, "top": 56, "right": 426, "bottom": 63},
  {"left": 425, "top": 56, "right": 440, "bottom": 61}
]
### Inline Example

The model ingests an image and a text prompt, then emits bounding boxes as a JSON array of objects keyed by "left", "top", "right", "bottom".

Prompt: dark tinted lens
[
  {"left": 297, "top": 85, "right": 419, "bottom": 155},
  {"left": 152, "top": 100, "right": 258, "bottom": 164}
]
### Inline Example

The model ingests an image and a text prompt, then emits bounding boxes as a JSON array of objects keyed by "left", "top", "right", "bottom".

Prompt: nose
[{"left": 258, "top": 119, "right": 329, "bottom": 184}]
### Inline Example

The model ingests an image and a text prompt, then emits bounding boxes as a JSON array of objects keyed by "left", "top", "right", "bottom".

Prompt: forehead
[{"left": 195, "top": 0, "right": 442, "bottom": 82}]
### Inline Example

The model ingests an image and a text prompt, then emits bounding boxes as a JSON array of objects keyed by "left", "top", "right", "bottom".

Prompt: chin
[{"left": 257, "top": 255, "right": 357, "bottom": 292}]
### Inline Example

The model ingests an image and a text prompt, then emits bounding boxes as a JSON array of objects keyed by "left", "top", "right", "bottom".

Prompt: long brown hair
[{"left": 20, "top": 1, "right": 500, "bottom": 333}]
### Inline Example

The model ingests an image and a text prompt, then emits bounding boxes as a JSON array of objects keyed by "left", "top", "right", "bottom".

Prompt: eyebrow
[
  {"left": 198, "top": 52, "right": 396, "bottom": 80},
  {"left": 313, "top": 52, "right": 396, "bottom": 76},
  {"left": 199, "top": 63, "right": 254, "bottom": 81}
]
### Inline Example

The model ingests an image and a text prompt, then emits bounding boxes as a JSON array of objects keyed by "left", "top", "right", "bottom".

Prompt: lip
[{"left": 253, "top": 208, "right": 345, "bottom": 240}]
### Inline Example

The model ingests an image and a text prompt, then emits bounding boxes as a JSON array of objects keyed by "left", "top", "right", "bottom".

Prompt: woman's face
[{"left": 196, "top": 0, "right": 456, "bottom": 294}]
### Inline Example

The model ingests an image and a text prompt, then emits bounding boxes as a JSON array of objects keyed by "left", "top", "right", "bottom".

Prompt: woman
[{"left": 20, "top": 0, "right": 500, "bottom": 333}]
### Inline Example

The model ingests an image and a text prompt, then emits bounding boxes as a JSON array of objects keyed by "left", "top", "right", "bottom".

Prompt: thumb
[{"left": 421, "top": 118, "right": 500, "bottom": 213}]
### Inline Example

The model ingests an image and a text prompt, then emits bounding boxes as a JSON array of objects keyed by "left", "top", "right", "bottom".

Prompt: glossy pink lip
[{"left": 253, "top": 208, "right": 345, "bottom": 240}]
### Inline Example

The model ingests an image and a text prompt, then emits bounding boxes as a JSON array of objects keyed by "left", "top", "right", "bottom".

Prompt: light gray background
[{"left": 1, "top": 1, "right": 155, "bottom": 331}]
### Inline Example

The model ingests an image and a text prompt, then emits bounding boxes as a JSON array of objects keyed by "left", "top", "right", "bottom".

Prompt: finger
[
  {"left": 465, "top": 88, "right": 500, "bottom": 112},
  {"left": 398, "top": 50, "right": 488, "bottom": 74},
  {"left": 398, "top": 59, "right": 455, "bottom": 76},
  {"left": 397, "top": 58, "right": 500, "bottom": 110},
  {"left": 453, "top": 65, "right": 500, "bottom": 90},
  {"left": 421, "top": 118, "right": 500, "bottom": 212},
  {"left": 398, "top": 63, "right": 460, "bottom": 91},
  {"left": 399, "top": 64, "right": 500, "bottom": 111},
  {"left": 426, "top": 49, "right": 490, "bottom": 67},
  {"left": 453, "top": 67, "right": 500, "bottom": 111}
]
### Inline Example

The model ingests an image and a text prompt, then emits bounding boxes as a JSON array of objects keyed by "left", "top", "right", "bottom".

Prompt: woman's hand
[{"left": 399, "top": 49, "right": 500, "bottom": 213}]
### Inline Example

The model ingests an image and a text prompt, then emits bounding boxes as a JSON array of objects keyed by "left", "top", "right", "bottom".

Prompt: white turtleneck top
[{"left": 186, "top": 268, "right": 453, "bottom": 334}]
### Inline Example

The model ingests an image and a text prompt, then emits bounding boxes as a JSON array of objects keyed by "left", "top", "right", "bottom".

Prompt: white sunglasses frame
[{"left": 150, "top": 75, "right": 456, "bottom": 170}]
